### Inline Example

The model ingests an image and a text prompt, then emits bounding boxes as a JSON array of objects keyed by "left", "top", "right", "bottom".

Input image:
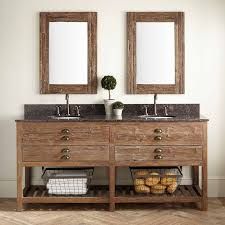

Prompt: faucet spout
[
  {"left": 65, "top": 94, "right": 70, "bottom": 116},
  {"left": 153, "top": 94, "right": 158, "bottom": 116}
]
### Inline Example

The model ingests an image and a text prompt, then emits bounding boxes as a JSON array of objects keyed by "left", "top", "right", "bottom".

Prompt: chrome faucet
[
  {"left": 144, "top": 105, "right": 149, "bottom": 116},
  {"left": 55, "top": 105, "right": 61, "bottom": 117},
  {"left": 65, "top": 94, "right": 70, "bottom": 116},
  {"left": 153, "top": 94, "right": 158, "bottom": 116}
]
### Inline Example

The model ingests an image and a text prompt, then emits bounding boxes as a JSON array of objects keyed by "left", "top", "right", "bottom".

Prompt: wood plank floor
[{"left": 0, "top": 198, "right": 224, "bottom": 225}]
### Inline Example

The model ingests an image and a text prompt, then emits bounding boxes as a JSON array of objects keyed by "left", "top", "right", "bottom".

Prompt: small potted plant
[
  {"left": 101, "top": 75, "right": 117, "bottom": 115},
  {"left": 112, "top": 101, "right": 124, "bottom": 117}
]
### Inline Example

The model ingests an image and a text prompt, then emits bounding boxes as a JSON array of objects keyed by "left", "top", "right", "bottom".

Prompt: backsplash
[{"left": 24, "top": 104, "right": 200, "bottom": 119}]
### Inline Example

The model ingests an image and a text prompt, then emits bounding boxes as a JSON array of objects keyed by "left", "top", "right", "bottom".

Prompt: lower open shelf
[
  {"left": 23, "top": 185, "right": 109, "bottom": 203},
  {"left": 23, "top": 185, "right": 202, "bottom": 204},
  {"left": 115, "top": 185, "right": 202, "bottom": 203}
]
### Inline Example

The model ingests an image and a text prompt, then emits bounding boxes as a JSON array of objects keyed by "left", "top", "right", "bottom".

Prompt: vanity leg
[
  {"left": 201, "top": 164, "right": 208, "bottom": 211},
  {"left": 192, "top": 166, "right": 199, "bottom": 185},
  {"left": 25, "top": 167, "right": 31, "bottom": 189},
  {"left": 17, "top": 123, "right": 23, "bottom": 212},
  {"left": 201, "top": 123, "right": 208, "bottom": 211},
  {"left": 192, "top": 166, "right": 200, "bottom": 209},
  {"left": 17, "top": 164, "right": 23, "bottom": 211},
  {"left": 109, "top": 166, "right": 115, "bottom": 211}
]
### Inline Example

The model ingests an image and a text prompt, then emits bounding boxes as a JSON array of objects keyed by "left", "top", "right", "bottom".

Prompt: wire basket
[
  {"left": 130, "top": 167, "right": 183, "bottom": 195},
  {"left": 42, "top": 167, "right": 93, "bottom": 196}
]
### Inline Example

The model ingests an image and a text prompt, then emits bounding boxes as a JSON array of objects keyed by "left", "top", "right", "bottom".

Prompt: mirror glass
[
  {"left": 136, "top": 22, "right": 175, "bottom": 84},
  {"left": 49, "top": 22, "right": 88, "bottom": 85}
]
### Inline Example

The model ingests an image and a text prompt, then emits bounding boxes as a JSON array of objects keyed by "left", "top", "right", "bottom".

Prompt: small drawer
[
  {"left": 22, "top": 145, "right": 109, "bottom": 162},
  {"left": 21, "top": 123, "right": 110, "bottom": 145},
  {"left": 111, "top": 122, "right": 203, "bottom": 145},
  {"left": 115, "top": 146, "right": 202, "bottom": 162}
]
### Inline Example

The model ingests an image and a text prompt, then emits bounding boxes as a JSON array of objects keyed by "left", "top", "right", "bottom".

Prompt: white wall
[{"left": 0, "top": 0, "right": 225, "bottom": 197}]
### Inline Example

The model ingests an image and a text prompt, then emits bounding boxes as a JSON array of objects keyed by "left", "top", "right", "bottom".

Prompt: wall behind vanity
[{"left": 0, "top": 0, "right": 225, "bottom": 197}]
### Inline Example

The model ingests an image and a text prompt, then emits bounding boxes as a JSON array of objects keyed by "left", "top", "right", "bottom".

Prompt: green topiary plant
[
  {"left": 101, "top": 75, "right": 117, "bottom": 100},
  {"left": 112, "top": 101, "right": 124, "bottom": 109}
]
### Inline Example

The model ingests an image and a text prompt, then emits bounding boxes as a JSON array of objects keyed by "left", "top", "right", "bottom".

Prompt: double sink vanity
[
  {"left": 16, "top": 103, "right": 208, "bottom": 211},
  {"left": 16, "top": 11, "right": 208, "bottom": 211}
]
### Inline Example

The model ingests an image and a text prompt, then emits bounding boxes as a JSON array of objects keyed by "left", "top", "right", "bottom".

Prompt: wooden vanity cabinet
[{"left": 16, "top": 121, "right": 207, "bottom": 211}]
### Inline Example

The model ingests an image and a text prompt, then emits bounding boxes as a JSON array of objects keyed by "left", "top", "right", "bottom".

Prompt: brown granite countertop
[
  {"left": 16, "top": 114, "right": 209, "bottom": 122},
  {"left": 15, "top": 104, "right": 208, "bottom": 122}
]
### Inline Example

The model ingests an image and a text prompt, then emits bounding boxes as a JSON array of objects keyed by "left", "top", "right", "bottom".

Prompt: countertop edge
[{"left": 15, "top": 115, "right": 209, "bottom": 122}]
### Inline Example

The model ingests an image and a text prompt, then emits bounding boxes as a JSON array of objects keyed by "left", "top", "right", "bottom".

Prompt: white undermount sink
[
  {"left": 49, "top": 116, "right": 81, "bottom": 120},
  {"left": 138, "top": 115, "right": 176, "bottom": 119}
]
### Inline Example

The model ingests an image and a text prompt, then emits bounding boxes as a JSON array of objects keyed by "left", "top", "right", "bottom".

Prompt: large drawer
[
  {"left": 21, "top": 123, "right": 110, "bottom": 145},
  {"left": 22, "top": 145, "right": 109, "bottom": 162},
  {"left": 115, "top": 146, "right": 203, "bottom": 162},
  {"left": 111, "top": 123, "right": 203, "bottom": 145}
]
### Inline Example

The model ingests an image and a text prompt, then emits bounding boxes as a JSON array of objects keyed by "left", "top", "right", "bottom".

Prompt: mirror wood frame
[
  {"left": 40, "top": 12, "right": 97, "bottom": 94},
  {"left": 127, "top": 12, "right": 185, "bottom": 94}
]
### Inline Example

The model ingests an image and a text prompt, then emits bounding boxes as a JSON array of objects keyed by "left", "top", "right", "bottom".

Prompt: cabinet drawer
[
  {"left": 22, "top": 145, "right": 109, "bottom": 162},
  {"left": 115, "top": 146, "right": 202, "bottom": 162},
  {"left": 21, "top": 123, "right": 109, "bottom": 145},
  {"left": 111, "top": 123, "right": 203, "bottom": 145}
]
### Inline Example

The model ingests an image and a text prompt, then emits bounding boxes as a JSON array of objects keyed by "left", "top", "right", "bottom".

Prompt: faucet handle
[
  {"left": 74, "top": 105, "right": 81, "bottom": 117},
  {"left": 164, "top": 106, "right": 168, "bottom": 116},
  {"left": 56, "top": 105, "right": 61, "bottom": 116},
  {"left": 65, "top": 93, "right": 69, "bottom": 100}
]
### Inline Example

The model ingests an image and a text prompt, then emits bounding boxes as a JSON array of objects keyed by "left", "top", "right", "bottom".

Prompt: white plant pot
[
  {"left": 113, "top": 108, "right": 123, "bottom": 116},
  {"left": 104, "top": 99, "right": 116, "bottom": 115},
  {"left": 114, "top": 115, "right": 122, "bottom": 120}
]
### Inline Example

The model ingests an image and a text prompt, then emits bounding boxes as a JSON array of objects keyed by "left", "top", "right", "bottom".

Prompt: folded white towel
[
  {"left": 47, "top": 185, "right": 87, "bottom": 189},
  {"left": 46, "top": 172, "right": 89, "bottom": 195},
  {"left": 48, "top": 179, "right": 87, "bottom": 182},
  {"left": 48, "top": 188, "right": 87, "bottom": 192},
  {"left": 48, "top": 188, "right": 87, "bottom": 195},
  {"left": 47, "top": 183, "right": 87, "bottom": 188},
  {"left": 49, "top": 178, "right": 87, "bottom": 181},
  {"left": 48, "top": 178, "right": 87, "bottom": 184},
  {"left": 48, "top": 191, "right": 87, "bottom": 195}
]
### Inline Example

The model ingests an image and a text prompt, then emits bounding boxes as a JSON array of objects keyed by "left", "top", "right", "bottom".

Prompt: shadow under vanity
[{"left": 16, "top": 104, "right": 208, "bottom": 211}]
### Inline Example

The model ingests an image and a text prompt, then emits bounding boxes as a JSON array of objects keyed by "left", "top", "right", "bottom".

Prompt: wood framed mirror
[
  {"left": 40, "top": 12, "right": 97, "bottom": 94},
  {"left": 127, "top": 12, "right": 184, "bottom": 94}
]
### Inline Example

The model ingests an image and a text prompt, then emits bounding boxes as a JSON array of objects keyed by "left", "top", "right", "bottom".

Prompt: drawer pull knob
[
  {"left": 154, "top": 148, "right": 162, "bottom": 153},
  {"left": 154, "top": 136, "right": 162, "bottom": 141},
  {"left": 61, "top": 148, "right": 70, "bottom": 153},
  {"left": 62, "top": 129, "right": 70, "bottom": 134},
  {"left": 154, "top": 128, "right": 162, "bottom": 133},
  {"left": 61, "top": 136, "right": 70, "bottom": 141},
  {"left": 61, "top": 155, "right": 70, "bottom": 160},
  {"left": 154, "top": 155, "right": 163, "bottom": 160}
]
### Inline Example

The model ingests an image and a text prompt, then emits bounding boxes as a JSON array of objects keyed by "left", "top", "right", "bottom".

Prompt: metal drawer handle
[
  {"left": 61, "top": 129, "right": 70, "bottom": 134},
  {"left": 154, "top": 155, "right": 163, "bottom": 160},
  {"left": 61, "top": 155, "right": 70, "bottom": 160},
  {"left": 61, "top": 136, "right": 70, "bottom": 141},
  {"left": 154, "top": 148, "right": 162, "bottom": 153},
  {"left": 154, "top": 136, "right": 162, "bottom": 141},
  {"left": 154, "top": 128, "right": 162, "bottom": 133},
  {"left": 61, "top": 148, "right": 70, "bottom": 153}
]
